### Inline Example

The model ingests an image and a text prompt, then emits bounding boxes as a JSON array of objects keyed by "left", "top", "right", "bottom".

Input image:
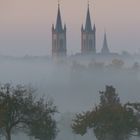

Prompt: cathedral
[{"left": 52, "top": 3, "right": 110, "bottom": 57}]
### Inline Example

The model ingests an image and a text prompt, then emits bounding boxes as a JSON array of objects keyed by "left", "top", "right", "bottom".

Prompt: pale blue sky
[{"left": 0, "top": 0, "right": 140, "bottom": 56}]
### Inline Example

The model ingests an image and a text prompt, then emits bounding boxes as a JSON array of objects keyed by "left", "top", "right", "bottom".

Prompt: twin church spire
[
  {"left": 55, "top": 3, "right": 66, "bottom": 32},
  {"left": 81, "top": 4, "right": 96, "bottom": 54},
  {"left": 55, "top": 4, "right": 63, "bottom": 32},
  {"left": 52, "top": 2, "right": 110, "bottom": 57},
  {"left": 85, "top": 4, "right": 92, "bottom": 31},
  {"left": 52, "top": 3, "right": 66, "bottom": 57},
  {"left": 84, "top": 4, "right": 95, "bottom": 32}
]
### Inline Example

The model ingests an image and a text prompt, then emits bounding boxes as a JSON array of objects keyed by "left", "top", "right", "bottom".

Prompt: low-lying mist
[{"left": 0, "top": 55, "right": 140, "bottom": 140}]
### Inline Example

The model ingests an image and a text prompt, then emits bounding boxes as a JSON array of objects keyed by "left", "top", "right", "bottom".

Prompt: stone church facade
[{"left": 52, "top": 4, "right": 110, "bottom": 57}]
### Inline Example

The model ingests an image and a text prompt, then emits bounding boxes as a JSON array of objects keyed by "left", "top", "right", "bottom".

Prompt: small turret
[
  {"left": 64, "top": 24, "right": 66, "bottom": 32},
  {"left": 93, "top": 24, "right": 96, "bottom": 32},
  {"left": 81, "top": 24, "right": 84, "bottom": 31},
  {"left": 52, "top": 24, "right": 54, "bottom": 32},
  {"left": 101, "top": 32, "right": 110, "bottom": 54}
]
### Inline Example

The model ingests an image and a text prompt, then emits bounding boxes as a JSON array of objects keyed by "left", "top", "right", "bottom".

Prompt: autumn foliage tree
[
  {"left": 0, "top": 84, "right": 58, "bottom": 140},
  {"left": 72, "top": 86, "right": 140, "bottom": 140}
]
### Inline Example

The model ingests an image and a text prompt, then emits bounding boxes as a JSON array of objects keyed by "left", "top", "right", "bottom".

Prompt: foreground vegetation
[
  {"left": 72, "top": 86, "right": 140, "bottom": 140},
  {"left": 0, "top": 83, "right": 140, "bottom": 140},
  {"left": 0, "top": 84, "right": 57, "bottom": 140}
]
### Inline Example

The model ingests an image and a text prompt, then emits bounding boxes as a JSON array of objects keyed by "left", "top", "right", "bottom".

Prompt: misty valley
[
  {"left": 0, "top": 0, "right": 140, "bottom": 139},
  {"left": 0, "top": 55, "right": 140, "bottom": 140}
]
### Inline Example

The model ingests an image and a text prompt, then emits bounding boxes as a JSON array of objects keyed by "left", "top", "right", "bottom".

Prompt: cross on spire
[
  {"left": 88, "top": 0, "right": 89, "bottom": 7},
  {"left": 55, "top": 0, "right": 63, "bottom": 32},
  {"left": 58, "top": 0, "right": 60, "bottom": 7},
  {"left": 85, "top": 1, "right": 92, "bottom": 32}
]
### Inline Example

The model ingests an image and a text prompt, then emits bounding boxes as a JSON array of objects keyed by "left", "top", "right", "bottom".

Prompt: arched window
[
  {"left": 54, "top": 40, "right": 56, "bottom": 47},
  {"left": 89, "top": 40, "right": 92, "bottom": 48},
  {"left": 83, "top": 40, "right": 86, "bottom": 47},
  {"left": 60, "top": 39, "right": 63, "bottom": 49}
]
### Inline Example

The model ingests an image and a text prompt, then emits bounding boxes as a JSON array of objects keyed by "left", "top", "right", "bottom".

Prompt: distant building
[
  {"left": 101, "top": 32, "right": 110, "bottom": 54},
  {"left": 81, "top": 4, "right": 96, "bottom": 54},
  {"left": 51, "top": 3, "right": 114, "bottom": 58},
  {"left": 52, "top": 4, "right": 67, "bottom": 57}
]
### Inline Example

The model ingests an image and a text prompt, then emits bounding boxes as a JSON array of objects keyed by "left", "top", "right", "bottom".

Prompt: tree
[
  {"left": 132, "top": 62, "right": 140, "bottom": 71},
  {"left": 72, "top": 86, "right": 140, "bottom": 140},
  {"left": 110, "top": 59, "right": 124, "bottom": 69},
  {"left": 0, "top": 83, "right": 58, "bottom": 140},
  {"left": 28, "top": 98, "right": 58, "bottom": 140},
  {"left": 124, "top": 102, "right": 140, "bottom": 136}
]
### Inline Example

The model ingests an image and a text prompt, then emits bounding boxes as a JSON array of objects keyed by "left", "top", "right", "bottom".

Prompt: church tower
[
  {"left": 101, "top": 32, "right": 110, "bottom": 54},
  {"left": 81, "top": 4, "right": 96, "bottom": 54},
  {"left": 52, "top": 3, "right": 67, "bottom": 57}
]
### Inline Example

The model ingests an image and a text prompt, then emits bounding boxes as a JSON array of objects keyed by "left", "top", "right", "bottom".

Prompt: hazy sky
[{"left": 0, "top": 0, "right": 140, "bottom": 56}]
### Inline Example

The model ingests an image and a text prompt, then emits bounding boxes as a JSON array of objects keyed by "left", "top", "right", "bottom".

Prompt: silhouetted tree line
[
  {"left": 72, "top": 86, "right": 140, "bottom": 140},
  {"left": 71, "top": 59, "right": 140, "bottom": 72}
]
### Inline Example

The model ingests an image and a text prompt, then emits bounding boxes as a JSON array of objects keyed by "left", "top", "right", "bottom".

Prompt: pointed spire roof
[
  {"left": 101, "top": 32, "right": 110, "bottom": 54},
  {"left": 104, "top": 32, "right": 108, "bottom": 46},
  {"left": 55, "top": 4, "right": 63, "bottom": 32},
  {"left": 85, "top": 4, "right": 92, "bottom": 32}
]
